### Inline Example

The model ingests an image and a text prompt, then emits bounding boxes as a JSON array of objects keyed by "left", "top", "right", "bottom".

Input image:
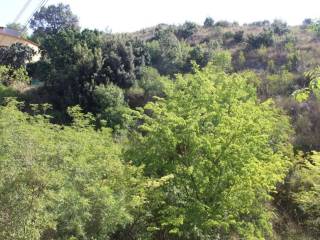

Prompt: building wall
[{"left": 0, "top": 33, "right": 41, "bottom": 62}]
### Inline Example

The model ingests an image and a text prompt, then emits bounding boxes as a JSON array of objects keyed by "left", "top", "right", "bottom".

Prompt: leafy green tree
[
  {"left": 147, "top": 31, "right": 191, "bottom": 75},
  {"left": 212, "top": 50, "right": 232, "bottom": 71},
  {"left": 127, "top": 64, "right": 293, "bottom": 239},
  {"left": 0, "top": 43, "right": 35, "bottom": 68},
  {"left": 93, "top": 83, "right": 130, "bottom": 129},
  {"left": 100, "top": 35, "right": 150, "bottom": 89},
  {"left": 0, "top": 101, "right": 147, "bottom": 240},
  {"left": 176, "top": 21, "right": 198, "bottom": 39},
  {"left": 30, "top": 3, "right": 79, "bottom": 38},
  {"left": 0, "top": 65, "right": 30, "bottom": 86},
  {"left": 126, "top": 66, "right": 171, "bottom": 107}
]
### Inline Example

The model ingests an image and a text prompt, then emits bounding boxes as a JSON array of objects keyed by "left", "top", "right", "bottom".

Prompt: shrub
[
  {"left": 0, "top": 43, "right": 35, "bottom": 68},
  {"left": 247, "top": 30, "right": 274, "bottom": 49},
  {"left": 176, "top": 21, "right": 198, "bottom": 39},
  {"left": 203, "top": 17, "right": 214, "bottom": 28},
  {"left": 271, "top": 19, "right": 290, "bottom": 35},
  {"left": 214, "top": 20, "right": 231, "bottom": 27},
  {"left": 0, "top": 65, "right": 30, "bottom": 86},
  {"left": 233, "top": 30, "right": 244, "bottom": 43},
  {"left": 127, "top": 64, "right": 293, "bottom": 239},
  {"left": 93, "top": 84, "right": 130, "bottom": 129},
  {"left": 0, "top": 102, "right": 147, "bottom": 239}
]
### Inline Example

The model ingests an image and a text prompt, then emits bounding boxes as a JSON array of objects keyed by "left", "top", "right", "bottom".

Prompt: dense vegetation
[{"left": 1, "top": 3, "right": 320, "bottom": 239}]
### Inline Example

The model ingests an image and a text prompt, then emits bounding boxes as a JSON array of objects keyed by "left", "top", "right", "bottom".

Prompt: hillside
[{"left": 1, "top": 4, "right": 320, "bottom": 240}]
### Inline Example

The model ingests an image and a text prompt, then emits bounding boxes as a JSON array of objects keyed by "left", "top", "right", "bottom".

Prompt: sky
[{"left": 1, "top": 0, "right": 320, "bottom": 33}]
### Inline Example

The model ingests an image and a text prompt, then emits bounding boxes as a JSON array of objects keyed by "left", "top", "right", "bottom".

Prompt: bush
[
  {"left": 214, "top": 20, "right": 231, "bottom": 27},
  {"left": 93, "top": 84, "right": 130, "bottom": 129},
  {"left": 127, "top": 64, "right": 293, "bottom": 239},
  {"left": 284, "top": 152, "right": 320, "bottom": 237},
  {"left": 0, "top": 65, "right": 30, "bottom": 86},
  {"left": 176, "top": 21, "right": 198, "bottom": 39},
  {"left": 223, "top": 31, "right": 234, "bottom": 40},
  {"left": 271, "top": 19, "right": 290, "bottom": 35},
  {"left": 247, "top": 30, "right": 274, "bottom": 49},
  {"left": 203, "top": 17, "right": 214, "bottom": 28},
  {"left": 233, "top": 30, "right": 244, "bottom": 43},
  {"left": 212, "top": 50, "right": 232, "bottom": 71},
  {"left": 0, "top": 102, "right": 147, "bottom": 239},
  {"left": 0, "top": 43, "right": 35, "bottom": 68},
  {"left": 249, "top": 20, "right": 270, "bottom": 27}
]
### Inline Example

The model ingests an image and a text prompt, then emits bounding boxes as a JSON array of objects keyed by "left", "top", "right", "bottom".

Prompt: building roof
[
  {"left": 0, "top": 27, "right": 39, "bottom": 47},
  {"left": 0, "top": 27, "right": 21, "bottom": 37}
]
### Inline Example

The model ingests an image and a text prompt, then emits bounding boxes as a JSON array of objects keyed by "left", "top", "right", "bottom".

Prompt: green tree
[
  {"left": 30, "top": 3, "right": 79, "bottom": 38},
  {"left": 93, "top": 83, "right": 130, "bottom": 129},
  {"left": 127, "top": 64, "right": 293, "bottom": 239},
  {"left": 176, "top": 21, "right": 198, "bottom": 39},
  {"left": 0, "top": 101, "right": 146, "bottom": 239},
  {"left": 0, "top": 43, "right": 35, "bottom": 68},
  {"left": 147, "top": 31, "right": 191, "bottom": 75},
  {"left": 203, "top": 17, "right": 214, "bottom": 28}
]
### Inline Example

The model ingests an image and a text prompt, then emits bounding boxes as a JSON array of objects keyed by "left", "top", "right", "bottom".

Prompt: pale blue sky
[{"left": 1, "top": 0, "right": 320, "bottom": 33}]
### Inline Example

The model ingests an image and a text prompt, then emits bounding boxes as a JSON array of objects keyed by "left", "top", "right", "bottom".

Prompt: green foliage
[
  {"left": 0, "top": 65, "right": 30, "bottom": 86},
  {"left": 271, "top": 19, "right": 290, "bottom": 36},
  {"left": 285, "top": 152, "right": 320, "bottom": 236},
  {"left": 125, "top": 67, "right": 171, "bottom": 108},
  {"left": 0, "top": 84, "right": 19, "bottom": 105},
  {"left": 264, "top": 69, "right": 294, "bottom": 96},
  {"left": 127, "top": 64, "right": 293, "bottom": 239},
  {"left": 235, "top": 50, "right": 246, "bottom": 69},
  {"left": 0, "top": 101, "right": 146, "bottom": 239},
  {"left": 214, "top": 20, "right": 231, "bottom": 28},
  {"left": 187, "top": 43, "right": 216, "bottom": 69},
  {"left": 93, "top": 83, "right": 130, "bottom": 129},
  {"left": 147, "top": 31, "right": 191, "bottom": 75},
  {"left": 0, "top": 43, "right": 35, "bottom": 68},
  {"left": 293, "top": 67, "right": 320, "bottom": 102},
  {"left": 203, "top": 17, "right": 214, "bottom": 28},
  {"left": 310, "top": 19, "right": 320, "bottom": 36},
  {"left": 212, "top": 50, "right": 232, "bottom": 71},
  {"left": 32, "top": 29, "right": 148, "bottom": 108},
  {"left": 233, "top": 30, "right": 244, "bottom": 43},
  {"left": 30, "top": 3, "right": 79, "bottom": 38},
  {"left": 100, "top": 35, "right": 150, "bottom": 88},
  {"left": 176, "top": 22, "right": 198, "bottom": 39},
  {"left": 138, "top": 67, "right": 169, "bottom": 98},
  {"left": 247, "top": 30, "right": 274, "bottom": 49}
]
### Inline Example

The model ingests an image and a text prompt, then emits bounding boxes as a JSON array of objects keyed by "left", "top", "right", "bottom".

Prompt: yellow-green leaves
[
  {"left": 0, "top": 102, "right": 146, "bottom": 240},
  {"left": 128, "top": 64, "right": 293, "bottom": 239}
]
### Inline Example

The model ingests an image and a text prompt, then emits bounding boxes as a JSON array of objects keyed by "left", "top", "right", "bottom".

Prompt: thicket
[{"left": 1, "top": 3, "right": 320, "bottom": 240}]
